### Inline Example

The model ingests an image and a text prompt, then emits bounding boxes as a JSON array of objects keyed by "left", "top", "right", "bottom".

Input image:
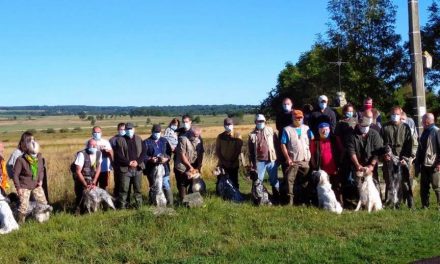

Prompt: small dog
[
  {"left": 355, "top": 170, "right": 383, "bottom": 213},
  {"left": 384, "top": 145, "right": 404, "bottom": 209},
  {"left": 313, "top": 170, "right": 343, "bottom": 214},
  {"left": 7, "top": 193, "right": 52, "bottom": 223},
  {"left": 249, "top": 170, "right": 272, "bottom": 206},
  {"left": 149, "top": 164, "right": 167, "bottom": 207},
  {"left": 0, "top": 193, "right": 19, "bottom": 234},
  {"left": 214, "top": 167, "right": 243, "bottom": 203},
  {"left": 186, "top": 170, "right": 206, "bottom": 194},
  {"left": 83, "top": 187, "right": 116, "bottom": 213}
]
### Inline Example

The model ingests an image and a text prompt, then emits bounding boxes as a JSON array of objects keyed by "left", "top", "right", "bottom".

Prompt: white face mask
[
  {"left": 170, "top": 125, "right": 178, "bottom": 131},
  {"left": 183, "top": 122, "right": 191, "bottom": 130},
  {"left": 152, "top": 132, "right": 161, "bottom": 140},
  {"left": 92, "top": 132, "right": 102, "bottom": 140},
  {"left": 359, "top": 126, "right": 370, "bottom": 134},
  {"left": 224, "top": 125, "right": 233, "bottom": 133},
  {"left": 391, "top": 114, "right": 401, "bottom": 122},
  {"left": 283, "top": 104, "right": 292, "bottom": 112}
]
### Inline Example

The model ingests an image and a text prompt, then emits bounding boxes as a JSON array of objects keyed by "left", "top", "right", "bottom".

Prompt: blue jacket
[{"left": 143, "top": 137, "right": 172, "bottom": 176}]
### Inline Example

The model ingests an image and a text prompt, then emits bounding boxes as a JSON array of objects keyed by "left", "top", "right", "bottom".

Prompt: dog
[
  {"left": 384, "top": 145, "right": 404, "bottom": 209},
  {"left": 186, "top": 169, "right": 206, "bottom": 194},
  {"left": 214, "top": 167, "right": 243, "bottom": 203},
  {"left": 249, "top": 170, "right": 272, "bottom": 206},
  {"left": 83, "top": 187, "right": 116, "bottom": 213},
  {"left": 7, "top": 192, "right": 52, "bottom": 223},
  {"left": 149, "top": 164, "right": 167, "bottom": 207},
  {"left": 0, "top": 193, "right": 19, "bottom": 234},
  {"left": 312, "top": 170, "right": 343, "bottom": 214},
  {"left": 355, "top": 170, "right": 383, "bottom": 213}
]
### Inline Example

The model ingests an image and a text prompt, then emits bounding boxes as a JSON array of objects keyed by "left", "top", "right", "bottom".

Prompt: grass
[{"left": 0, "top": 116, "right": 440, "bottom": 263}]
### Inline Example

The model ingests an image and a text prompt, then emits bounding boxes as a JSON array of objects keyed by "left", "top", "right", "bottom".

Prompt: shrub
[
  {"left": 45, "top": 128, "right": 56, "bottom": 134},
  {"left": 59, "top": 128, "right": 69, "bottom": 133},
  {"left": 72, "top": 127, "right": 82, "bottom": 133}
]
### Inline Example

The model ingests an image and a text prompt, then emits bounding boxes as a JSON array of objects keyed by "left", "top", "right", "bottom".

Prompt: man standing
[
  {"left": 416, "top": 113, "right": 440, "bottom": 209},
  {"left": 280, "top": 110, "right": 311, "bottom": 205},
  {"left": 248, "top": 114, "right": 280, "bottom": 200},
  {"left": 381, "top": 107, "right": 414, "bottom": 208},
  {"left": 358, "top": 97, "right": 382, "bottom": 128},
  {"left": 110, "top": 122, "right": 126, "bottom": 198},
  {"left": 176, "top": 114, "right": 193, "bottom": 137},
  {"left": 114, "top": 123, "right": 145, "bottom": 209},
  {"left": 174, "top": 127, "right": 205, "bottom": 201},
  {"left": 215, "top": 118, "right": 243, "bottom": 189},
  {"left": 91, "top": 126, "right": 113, "bottom": 190},
  {"left": 144, "top": 124, "right": 173, "bottom": 206},
  {"left": 309, "top": 95, "right": 337, "bottom": 136},
  {"left": 276, "top": 97, "right": 294, "bottom": 133}
]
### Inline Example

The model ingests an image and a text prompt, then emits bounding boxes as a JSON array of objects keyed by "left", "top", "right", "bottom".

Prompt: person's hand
[
  {"left": 287, "top": 158, "right": 293, "bottom": 166},
  {"left": 355, "top": 164, "right": 363, "bottom": 172},
  {"left": 364, "top": 165, "right": 373, "bottom": 174},
  {"left": 151, "top": 157, "right": 158, "bottom": 163},
  {"left": 400, "top": 159, "right": 407, "bottom": 166},
  {"left": 160, "top": 157, "right": 169, "bottom": 163},
  {"left": 37, "top": 180, "right": 43, "bottom": 187},
  {"left": 17, "top": 188, "right": 23, "bottom": 197},
  {"left": 384, "top": 154, "right": 391, "bottom": 161},
  {"left": 87, "top": 184, "right": 95, "bottom": 190},
  {"left": 129, "top": 161, "right": 138, "bottom": 168},
  {"left": 436, "top": 164, "right": 440, "bottom": 172}
]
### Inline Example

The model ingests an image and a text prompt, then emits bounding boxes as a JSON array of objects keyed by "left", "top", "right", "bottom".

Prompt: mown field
[{"left": 0, "top": 115, "right": 439, "bottom": 263}]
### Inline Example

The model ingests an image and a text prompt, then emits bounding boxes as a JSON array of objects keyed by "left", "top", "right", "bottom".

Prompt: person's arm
[
  {"left": 232, "top": 137, "right": 243, "bottom": 162},
  {"left": 280, "top": 129, "right": 291, "bottom": 165},
  {"left": 135, "top": 138, "right": 147, "bottom": 170},
  {"left": 92, "top": 152, "right": 102, "bottom": 185},
  {"left": 401, "top": 126, "right": 413, "bottom": 161},
  {"left": 248, "top": 135, "right": 256, "bottom": 169},
  {"left": 75, "top": 153, "right": 89, "bottom": 187},
  {"left": 37, "top": 156, "right": 45, "bottom": 186},
  {"left": 13, "top": 158, "right": 22, "bottom": 193},
  {"left": 215, "top": 135, "right": 227, "bottom": 167},
  {"left": 178, "top": 139, "right": 193, "bottom": 171},
  {"left": 346, "top": 134, "right": 362, "bottom": 171}
]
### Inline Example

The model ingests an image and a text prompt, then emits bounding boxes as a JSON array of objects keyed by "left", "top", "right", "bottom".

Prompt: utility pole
[{"left": 408, "top": 0, "right": 426, "bottom": 134}]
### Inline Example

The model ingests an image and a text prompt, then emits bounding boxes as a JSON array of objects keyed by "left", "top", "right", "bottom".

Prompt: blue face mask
[
  {"left": 345, "top": 112, "right": 353, "bottom": 118},
  {"left": 183, "top": 122, "right": 191, "bottom": 130},
  {"left": 256, "top": 123, "right": 265, "bottom": 130},
  {"left": 152, "top": 132, "right": 161, "bottom": 140},
  {"left": 170, "top": 125, "right": 178, "bottom": 131},
  {"left": 118, "top": 130, "right": 126, "bottom": 137},
  {"left": 319, "top": 102, "right": 327, "bottom": 110},
  {"left": 92, "top": 132, "right": 102, "bottom": 140},
  {"left": 88, "top": 147, "right": 97, "bottom": 154},
  {"left": 283, "top": 104, "right": 292, "bottom": 113},
  {"left": 126, "top": 129, "right": 134, "bottom": 138}
]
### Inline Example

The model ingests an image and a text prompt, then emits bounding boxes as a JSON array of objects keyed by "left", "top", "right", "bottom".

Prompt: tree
[
  {"left": 422, "top": 0, "right": 440, "bottom": 90},
  {"left": 193, "top": 116, "right": 201, "bottom": 124},
  {"left": 78, "top": 111, "right": 87, "bottom": 120}
]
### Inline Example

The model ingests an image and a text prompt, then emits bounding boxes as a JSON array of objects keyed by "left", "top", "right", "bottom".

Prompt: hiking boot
[{"left": 272, "top": 187, "right": 281, "bottom": 205}]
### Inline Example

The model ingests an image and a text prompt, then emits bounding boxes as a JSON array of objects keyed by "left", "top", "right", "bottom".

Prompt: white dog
[
  {"left": 314, "top": 170, "right": 343, "bottom": 214},
  {"left": 355, "top": 171, "right": 383, "bottom": 213},
  {"left": 0, "top": 193, "right": 19, "bottom": 234}
]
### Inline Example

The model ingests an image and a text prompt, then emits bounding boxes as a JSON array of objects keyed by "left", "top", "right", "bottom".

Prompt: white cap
[
  {"left": 255, "top": 114, "right": 266, "bottom": 121},
  {"left": 318, "top": 95, "right": 328, "bottom": 102}
]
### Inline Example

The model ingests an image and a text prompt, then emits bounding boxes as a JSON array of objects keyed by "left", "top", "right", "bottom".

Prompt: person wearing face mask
[
  {"left": 335, "top": 103, "right": 357, "bottom": 152},
  {"left": 248, "top": 114, "right": 281, "bottom": 202},
  {"left": 109, "top": 123, "right": 126, "bottom": 199},
  {"left": 276, "top": 97, "right": 295, "bottom": 133},
  {"left": 346, "top": 117, "right": 383, "bottom": 209},
  {"left": 415, "top": 113, "right": 440, "bottom": 209},
  {"left": 310, "top": 122, "right": 341, "bottom": 204},
  {"left": 381, "top": 106, "right": 414, "bottom": 208},
  {"left": 357, "top": 97, "right": 382, "bottom": 128},
  {"left": 13, "top": 139, "right": 49, "bottom": 223},
  {"left": 362, "top": 109, "right": 381, "bottom": 133},
  {"left": 280, "top": 110, "right": 311, "bottom": 205},
  {"left": 72, "top": 139, "right": 102, "bottom": 214},
  {"left": 114, "top": 123, "right": 146, "bottom": 209},
  {"left": 7, "top": 131, "right": 34, "bottom": 180},
  {"left": 143, "top": 124, "right": 173, "bottom": 206},
  {"left": 215, "top": 118, "right": 243, "bottom": 190},
  {"left": 309, "top": 95, "right": 337, "bottom": 138},
  {"left": 175, "top": 114, "right": 193, "bottom": 137},
  {"left": 174, "top": 127, "right": 205, "bottom": 202},
  {"left": 90, "top": 126, "right": 113, "bottom": 191},
  {"left": 163, "top": 118, "right": 180, "bottom": 151}
]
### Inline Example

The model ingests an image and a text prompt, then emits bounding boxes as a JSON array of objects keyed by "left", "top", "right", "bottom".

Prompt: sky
[{"left": 0, "top": 0, "right": 433, "bottom": 106}]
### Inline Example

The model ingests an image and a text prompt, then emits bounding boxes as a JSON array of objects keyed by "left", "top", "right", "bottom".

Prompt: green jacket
[
  {"left": 347, "top": 128, "right": 383, "bottom": 166},
  {"left": 381, "top": 122, "right": 413, "bottom": 159}
]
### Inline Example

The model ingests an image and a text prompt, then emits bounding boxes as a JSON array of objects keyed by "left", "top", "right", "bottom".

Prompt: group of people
[{"left": 1, "top": 94, "right": 440, "bottom": 224}]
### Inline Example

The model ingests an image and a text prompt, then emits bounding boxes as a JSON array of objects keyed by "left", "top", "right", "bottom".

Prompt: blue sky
[{"left": 0, "top": 1, "right": 432, "bottom": 106}]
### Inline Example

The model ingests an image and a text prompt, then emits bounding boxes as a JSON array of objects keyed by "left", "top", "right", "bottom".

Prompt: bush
[
  {"left": 72, "top": 127, "right": 82, "bottom": 133},
  {"left": 26, "top": 129, "right": 37, "bottom": 134},
  {"left": 45, "top": 128, "right": 56, "bottom": 134},
  {"left": 59, "top": 128, "right": 69, "bottom": 133}
]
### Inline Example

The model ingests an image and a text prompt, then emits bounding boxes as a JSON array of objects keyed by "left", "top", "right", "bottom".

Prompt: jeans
[
  {"left": 256, "top": 160, "right": 279, "bottom": 188},
  {"left": 117, "top": 169, "right": 142, "bottom": 209}
]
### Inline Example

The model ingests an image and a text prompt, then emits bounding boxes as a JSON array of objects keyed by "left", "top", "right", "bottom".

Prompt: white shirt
[{"left": 74, "top": 152, "right": 102, "bottom": 169}]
